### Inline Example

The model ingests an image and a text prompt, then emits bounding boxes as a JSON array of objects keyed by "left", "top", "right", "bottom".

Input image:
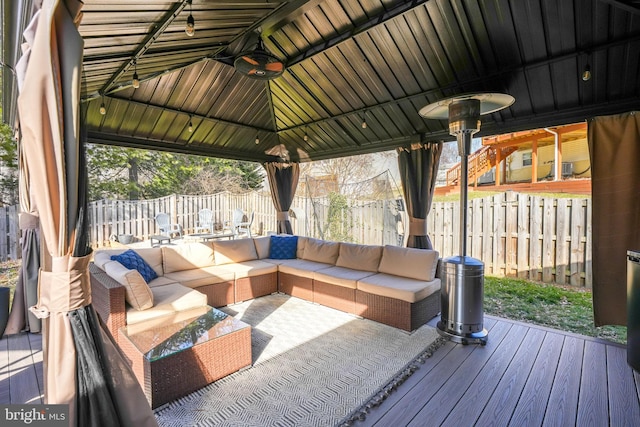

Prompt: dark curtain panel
[
  {"left": 397, "top": 141, "right": 443, "bottom": 249},
  {"left": 588, "top": 112, "right": 640, "bottom": 326},
  {"left": 263, "top": 162, "right": 300, "bottom": 234}
]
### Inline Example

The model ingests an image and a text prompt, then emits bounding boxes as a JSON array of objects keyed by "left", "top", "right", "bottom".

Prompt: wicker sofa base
[
  {"left": 313, "top": 280, "right": 356, "bottom": 314},
  {"left": 278, "top": 272, "right": 313, "bottom": 301},
  {"left": 355, "top": 289, "right": 440, "bottom": 332},
  {"left": 235, "top": 272, "right": 277, "bottom": 302},
  {"left": 196, "top": 280, "right": 235, "bottom": 307}
]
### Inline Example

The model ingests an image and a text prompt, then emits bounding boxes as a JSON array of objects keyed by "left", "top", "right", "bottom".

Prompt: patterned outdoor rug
[{"left": 154, "top": 293, "right": 443, "bottom": 427}]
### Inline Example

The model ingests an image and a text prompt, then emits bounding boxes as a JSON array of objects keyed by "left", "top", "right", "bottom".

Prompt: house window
[{"left": 522, "top": 152, "right": 532, "bottom": 167}]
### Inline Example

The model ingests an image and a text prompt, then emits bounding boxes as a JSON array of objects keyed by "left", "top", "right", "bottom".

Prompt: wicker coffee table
[{"left": 119, "top": 306, "right": 251, "bottom": 409}]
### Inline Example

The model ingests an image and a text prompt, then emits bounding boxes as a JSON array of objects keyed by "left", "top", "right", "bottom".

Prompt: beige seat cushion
[
  {"left": 357, "top": 273, "right": 441, "bottom": 303},
  {"left": 278, "top": 259, "right": 333, "bottom": 279},
  {"left": 336, "top": 243, "right": 383, "bottom": 272},
  {"left": 221, "top": 260, "right": 278, "bottom": 279},
  {"left": 94, "top": 248, "right": 164, "bottom": 276},
  {"left": 126, "top": 283, "right": 208, "bottom": 325},
  {"left": 313, "top": 266, "right": 377, "bottom": 289},
  {"left": 147, "top": 276, "right": 178, "bottom": 288},
  {"left": 214, "top": 238, "right": 258, "bottom": 264},
  {"left": 301, "top": 238, "right": 340, "bottom": 264},
  {"left": 377, "top": 245, "right": 439, "bottom": 281},
  {"left": 162, "top": 243, "right": 215, "bottom": 273},
  {"left": 163, "top": 266, "right": 235, "bottom": 289},
  {"left": 103, "top": 260, "right": 154, "bottom": 310}
]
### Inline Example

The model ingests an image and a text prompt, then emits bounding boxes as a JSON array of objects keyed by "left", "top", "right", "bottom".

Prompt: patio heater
[{"left": 419, "top": 93, "right": 514, "bottom": 345}]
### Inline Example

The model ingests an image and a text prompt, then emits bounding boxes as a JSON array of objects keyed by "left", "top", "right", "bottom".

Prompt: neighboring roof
[{"left": 3, "top": 0, "right": 640, "bottom": 163}]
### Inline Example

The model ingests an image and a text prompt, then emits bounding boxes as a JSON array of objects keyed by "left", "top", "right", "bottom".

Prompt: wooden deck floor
[{"left": 1, "top": 316, "right": 639, "bottom": 426}]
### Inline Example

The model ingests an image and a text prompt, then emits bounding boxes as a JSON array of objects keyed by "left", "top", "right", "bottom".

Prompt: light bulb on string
[
  {"left": 132, "top": 59, "right": 140, "bottom": 88},
  {"left": 99, "top": 94, "right": 106, "bottom": 115},
  {"left": 185, "top": 1, "right": 195, "bottom": 36}
]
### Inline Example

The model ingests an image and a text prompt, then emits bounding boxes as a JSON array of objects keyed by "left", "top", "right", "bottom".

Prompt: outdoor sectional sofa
[{"left": 90, "top": 235, "right": 442, "bottom": 345}]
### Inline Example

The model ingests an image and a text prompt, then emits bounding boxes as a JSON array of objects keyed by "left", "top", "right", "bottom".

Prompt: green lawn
[{"left": 484, "top": 275, "right": 627, "bottom": 344}]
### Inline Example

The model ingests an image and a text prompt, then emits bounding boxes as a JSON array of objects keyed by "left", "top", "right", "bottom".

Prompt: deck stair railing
[{"left": 446, "top": 145, "right": 518, "bottom": 186}]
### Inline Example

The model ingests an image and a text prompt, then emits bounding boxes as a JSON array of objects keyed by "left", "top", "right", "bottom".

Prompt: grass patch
[
  {"left": 484, "top": 276, "right": 626, "bottom": 344},
  {"left": 0, "top": 259, "right": 20, "bottom": 309}
]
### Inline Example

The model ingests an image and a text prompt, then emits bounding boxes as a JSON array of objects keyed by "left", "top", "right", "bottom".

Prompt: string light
[
  {"left": 185, "top": 0, "right": 195, "bottom": 37},
  {"left": 255, "top": 135, "right": 260, "bottom": 145},
  {"left": 303, "top": 126, "right": 309, "bottom": 141},
  {"left": 361, "top": 111, "right": 367, "bottom": 129},
  {"left": 99, "top": 94, "right": 106, "bottom": 115},
  {"left": 582, "top": 64, "right": 591, "bottom": 81},
  {"left": 132, "top": 59, "right": 140, "bottom": 88},
  {"left": 188, "top": 116, "right": 193, "bottom": 133}
]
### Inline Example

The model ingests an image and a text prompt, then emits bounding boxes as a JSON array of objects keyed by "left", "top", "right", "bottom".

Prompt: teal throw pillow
[
  {"left": 269, "top": 235, "right": 298, "bottom": 259},
  {"left": 111, "top": 249, "right": 158, "bottom": 283}
]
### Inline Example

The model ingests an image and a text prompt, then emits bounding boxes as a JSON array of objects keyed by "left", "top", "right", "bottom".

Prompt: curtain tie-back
[
  {"left": 409, "top": 218, "right": 427, "bottom": 236},
  {"left": 30, "top": 254, "right": 92, "bottom": 318},
  {"left": 19, "top": 212, "right": 39, "bottom": 229},
  {"left": 277, "top": 211, "right": 289, "bottom": 221}
]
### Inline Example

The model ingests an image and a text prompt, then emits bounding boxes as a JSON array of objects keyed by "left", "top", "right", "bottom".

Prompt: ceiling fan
[{"left": 234, "top": 36, "right": 285, "bottom": 80}]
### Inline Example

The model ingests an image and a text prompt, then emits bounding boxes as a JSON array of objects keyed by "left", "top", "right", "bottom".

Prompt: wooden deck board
[
  {"left": 5, "top": 333, "right": 42, "bottom": 404},
  {"left": 438, "top": 323, "right": 530, "bottom": 427},
  {"left": 1, "top": 315, "right": 638, "bottom": 427},
  {"left": 406, "top": 319, "right": 512, "bottom": 426},
  {"left": 474, "top": 327, "right": 546, "bottom": 426},
  {"left": 509, "top": 330, "right": 564, "bottom": 426},
  {"left": 577, "top": 340, "right": 609, "bottom": 426},
  {"left": 0, "top": 334, "right": 9, "bottom": 404},
  {"left": 542, "top": 335, "right": 584, "bottom": 427},
  {"left": 606, "top": 344, "right": 640, "bottom": 426}
]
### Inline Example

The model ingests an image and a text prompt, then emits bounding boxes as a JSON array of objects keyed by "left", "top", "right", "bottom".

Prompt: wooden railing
[{"left": 446, "top": 146, "right": 518, "bottom": 186}]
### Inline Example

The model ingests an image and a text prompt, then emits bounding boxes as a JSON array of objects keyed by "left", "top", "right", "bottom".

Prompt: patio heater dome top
[{"left": 418, "top": 92, "right": 515, "bottom": 120}]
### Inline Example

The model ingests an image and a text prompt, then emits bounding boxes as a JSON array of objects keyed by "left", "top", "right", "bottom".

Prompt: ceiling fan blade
[
  {"left": 265, "top": 62, "right": 284, "bottom": 72},
  {"left": 242, "top": 56, "right": 259, "bottom": 66}
]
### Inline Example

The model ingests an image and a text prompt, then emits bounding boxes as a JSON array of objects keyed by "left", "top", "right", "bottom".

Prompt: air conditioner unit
[
  {"left": 477, "top": 168, "right": 495, "bottom": 184},
  {"left": 562, "top": 162, "right": 573, "bottom": 177}
]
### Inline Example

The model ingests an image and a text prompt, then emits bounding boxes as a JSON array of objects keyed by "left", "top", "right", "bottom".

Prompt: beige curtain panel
[{"left": 588, "top": 112, "right": 640, "bottom": 326}]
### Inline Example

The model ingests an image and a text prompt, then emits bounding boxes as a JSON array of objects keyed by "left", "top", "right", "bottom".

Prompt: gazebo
[{"left": 2, "top": 1, "right": 639, "bottom": 426}]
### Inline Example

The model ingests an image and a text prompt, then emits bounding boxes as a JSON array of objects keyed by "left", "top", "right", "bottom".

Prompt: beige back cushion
[
  {"left": 336, "top": 243, "right": 383, "bottom": 272},
  {"left": 301, "top": 238, "right": 340, "bottom": 265},
  {"left": 162, "top": 243, "right": 215, "bottom": 273},
  {"left": 94, "top": 248, "right": 164, "bottom": 276},
  {"left": 253, "top": 236, "right": 271, "bottom": 259},
  {"left": 296, "top": 236, "right": 308, "bottom": 259},
  {"left": 104, "top": 260, "right": 154, "bottom": 310},
  {"left": 214, "top": 238, "right": 258, "bottom": 264},
  {"left": 377, "top": 245, "right": 439, "bottom": 281}
]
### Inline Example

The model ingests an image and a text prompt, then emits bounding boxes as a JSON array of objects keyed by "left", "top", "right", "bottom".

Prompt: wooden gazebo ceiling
[{"left": 20, "top": 0, "right": 640, "bottom": 162}]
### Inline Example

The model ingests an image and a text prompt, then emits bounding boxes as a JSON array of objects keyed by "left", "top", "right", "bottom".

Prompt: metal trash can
[
  {"left": 628, "top": 250, "right": 640, "bottom": 372},
  {"left": 437, "top": 255, "right": 488, "bottom": 345}
]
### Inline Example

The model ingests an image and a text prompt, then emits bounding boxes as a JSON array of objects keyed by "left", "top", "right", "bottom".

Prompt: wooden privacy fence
[
  {"left": 0, "top": 191, "right": 592, "bottom": 287},
  {"left": 428, "top": 191, "right": 591, "bottom": 287}
]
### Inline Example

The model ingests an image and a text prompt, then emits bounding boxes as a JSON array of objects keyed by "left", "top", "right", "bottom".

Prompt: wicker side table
[{"left": 119, "top": 306, "right": 251, "bottom": 409}]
